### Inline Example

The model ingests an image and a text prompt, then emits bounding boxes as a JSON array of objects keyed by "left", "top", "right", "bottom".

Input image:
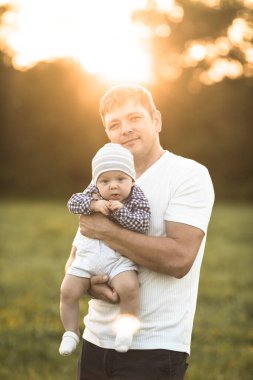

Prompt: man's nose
[{"left": 121, "top": 121, "right": 133, "bottom": 135}]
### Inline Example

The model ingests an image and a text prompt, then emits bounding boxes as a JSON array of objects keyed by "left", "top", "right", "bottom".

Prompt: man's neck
[{"left": 135, "top": 146, "right": 165, "bottom": 178}]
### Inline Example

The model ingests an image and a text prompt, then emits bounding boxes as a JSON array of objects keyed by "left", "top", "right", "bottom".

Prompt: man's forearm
[
  {"left": 100, "top": 223, "right": 202, "bottom": 278},
  {"left": 79, "top": 213, "right": 204, "bottom": 278}
]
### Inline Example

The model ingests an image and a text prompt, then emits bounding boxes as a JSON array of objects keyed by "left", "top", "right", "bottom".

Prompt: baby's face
[{"left": 96, "top": 170, "right": 134, "bottom": 202}]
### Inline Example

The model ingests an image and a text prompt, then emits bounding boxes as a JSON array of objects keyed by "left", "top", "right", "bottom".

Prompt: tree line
[{"left": 0, "top": 57, "right": 252, "bottom": 201}]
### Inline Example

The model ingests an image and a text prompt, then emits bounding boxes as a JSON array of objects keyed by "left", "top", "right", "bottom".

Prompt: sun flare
[{"left": 0, "top": 0, "right": 153, "bottom": 83}]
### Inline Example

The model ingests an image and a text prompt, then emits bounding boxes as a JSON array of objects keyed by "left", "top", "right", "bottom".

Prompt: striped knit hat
[{"left": 92, "top": 143, "right": 136, "bottom": 184}]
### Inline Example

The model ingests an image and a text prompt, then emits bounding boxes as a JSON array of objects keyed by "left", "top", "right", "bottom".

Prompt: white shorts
[{"left": 67, "top": 238, "right": 138, "bottom": 281}]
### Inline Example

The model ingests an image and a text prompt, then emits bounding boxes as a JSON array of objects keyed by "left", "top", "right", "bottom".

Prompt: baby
[{"left": 59, "top": 143, "right": 151, "bottom": 355}]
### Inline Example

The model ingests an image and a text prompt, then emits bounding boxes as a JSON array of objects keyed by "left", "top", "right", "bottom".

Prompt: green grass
[{"left": 0, "top": 201, "right": 252, "bottom": 379}]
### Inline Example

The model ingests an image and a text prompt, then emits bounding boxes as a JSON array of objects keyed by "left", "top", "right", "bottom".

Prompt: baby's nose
[{"left": 109, "top": 181, "right": 118, "bottom": 188}]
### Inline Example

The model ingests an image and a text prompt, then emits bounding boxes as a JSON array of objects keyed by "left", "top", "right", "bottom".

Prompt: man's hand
[
  {"left": 79, "top": 212, "right": 115, "bottom": 240},
  {"left": 88, "top": 275, "right": 120, "bottom": 304}
]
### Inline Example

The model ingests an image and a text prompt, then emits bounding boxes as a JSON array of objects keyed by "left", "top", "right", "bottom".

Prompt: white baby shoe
[
  {"left": 115, "top": 331, "right": 134, "bottom": 353},
  {"left": 59, "top": 331, "right": 80, "bottom": 356},
  {"left": 114, "top": 315, "right": 140, "bottom": 353}
]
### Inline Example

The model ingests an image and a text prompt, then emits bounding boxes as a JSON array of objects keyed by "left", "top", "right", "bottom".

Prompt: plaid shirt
[{"left": 68, "top": 183, "right": 151, "bottom": 234}]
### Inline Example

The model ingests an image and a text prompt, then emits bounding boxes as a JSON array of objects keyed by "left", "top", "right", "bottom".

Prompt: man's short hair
[{"left": 99, "top": 84, "right": 157, "bottom": 126}]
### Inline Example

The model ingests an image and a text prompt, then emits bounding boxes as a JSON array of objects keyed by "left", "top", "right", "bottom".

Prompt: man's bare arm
[{"left": 79, "top": 213, "right": 204, "bottom": 278}]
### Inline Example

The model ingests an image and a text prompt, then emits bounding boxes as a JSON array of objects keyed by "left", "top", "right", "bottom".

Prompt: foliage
[
  {"left": 0, "top": 200, "right": 252, "bottom": 379},
  {"left": 0, "top": 200, "right": 84, "bottom": 379},
  {"left": 0, "top": 3, "right": 252, "bottom": 200},
  {"left": 0, "top": 59, "right": 252, "bottom": 200},
  {"left": 133, "top": 0, "right": 253, "bottom": 85}
]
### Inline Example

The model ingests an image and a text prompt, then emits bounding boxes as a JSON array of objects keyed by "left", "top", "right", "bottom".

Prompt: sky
[
  {"left": 0, "top": 0, "right": 153, "bottom": 83},
  {"left": 1, "top": 0, "right": 253, "bottom": 85}
]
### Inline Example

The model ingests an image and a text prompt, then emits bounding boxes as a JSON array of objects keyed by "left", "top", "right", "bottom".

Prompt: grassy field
[{"left": 0, "top": 200, "right": 252, "bottom": 379}]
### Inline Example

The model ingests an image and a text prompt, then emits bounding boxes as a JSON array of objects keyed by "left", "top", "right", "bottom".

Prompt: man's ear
[{"left": 153, "top": 110, "right": 162, "bottom": 132}]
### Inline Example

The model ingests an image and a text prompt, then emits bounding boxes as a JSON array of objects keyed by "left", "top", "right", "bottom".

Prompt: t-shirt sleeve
[{"left": 165, "top": 164, "right": 215, "bottom": 233}]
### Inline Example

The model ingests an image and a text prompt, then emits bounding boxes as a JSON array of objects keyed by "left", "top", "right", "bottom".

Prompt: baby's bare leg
[
  {"left": 60, "top": 274, "right": 90, "bottom": 335},
  {"left": 111, "top": 271, "right": 140, "bottom": 352},
  {"left": 111, "top": 271, "right": 139, "bottom": 316}
]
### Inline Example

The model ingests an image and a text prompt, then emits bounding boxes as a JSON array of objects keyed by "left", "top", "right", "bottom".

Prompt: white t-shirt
[{"left": 75, "top": 151, "right": 214, "bottom": 354}]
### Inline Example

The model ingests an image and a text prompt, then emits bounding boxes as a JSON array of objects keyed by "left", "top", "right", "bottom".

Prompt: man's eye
[
  {"left": 109, "top": 124, "right": 119, "bottom": 130},
  {"left": 130, "top": 116, "right": 141, "bottom": 122}
]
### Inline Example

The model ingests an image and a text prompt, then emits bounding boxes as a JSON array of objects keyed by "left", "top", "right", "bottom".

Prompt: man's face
[{"left": 104, "top": 99, "right": 161, "bottom": 159}]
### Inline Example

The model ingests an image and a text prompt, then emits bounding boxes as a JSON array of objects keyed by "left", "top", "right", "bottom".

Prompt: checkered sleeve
[
  {"left": 112, "top": 185, "right": 151, "bottom": 233},
  {"left": 67, "top": 184, "right": 99, "bottom": 214}
]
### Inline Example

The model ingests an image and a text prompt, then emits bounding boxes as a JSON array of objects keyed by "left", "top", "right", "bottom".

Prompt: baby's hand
[
  {"left": 108, "top": 200, "right": 123, "bottom": 212},
  {"left": 91, "top": 200, "right": 110, "bottom": 215}
]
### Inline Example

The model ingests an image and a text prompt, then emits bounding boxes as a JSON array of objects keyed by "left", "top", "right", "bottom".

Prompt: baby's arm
[
  {"left": 68, "top": 183, "right": 111, "bottom": 216},
  {"left": 108, "top": 200, "right": 124, "bottom": 213},
  {"left": 111, "top": 187, "right": 151, "bottom": 234},
  {"left": 90, "top": 199, "right": 111, "bottom": 216},
  {"left": 67, "top": 184, "right": 99, "bottom": 214}
]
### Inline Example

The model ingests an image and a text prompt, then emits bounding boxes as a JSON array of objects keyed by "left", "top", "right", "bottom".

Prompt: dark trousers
[{"left": 77, "top": 340, "right": 189, "bottom": 380}]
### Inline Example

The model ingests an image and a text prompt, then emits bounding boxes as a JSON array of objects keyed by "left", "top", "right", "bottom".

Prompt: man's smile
[{"left": 122, "top": 137, "right": 139, "bottom": 146}]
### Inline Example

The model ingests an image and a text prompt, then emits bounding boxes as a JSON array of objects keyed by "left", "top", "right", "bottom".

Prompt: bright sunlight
[
  {"left": 0, "top": 0, "right": 153, "bottom": 83},
  {"left": 1, "top": 0, "right": 253, "bottom": 85}
]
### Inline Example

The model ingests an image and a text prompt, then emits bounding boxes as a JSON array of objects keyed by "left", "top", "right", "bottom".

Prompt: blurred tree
[
  {"left": 133, "top": 0, "right": 253, "bottom": 87},
  {"left": 154, "top": 77, "right": 253, "bottom": 200},
  {"left": 0, "top": 58, "right": 108, "bottom": 198},
  {"left": 0, "top": 2, "right": 252, "bottom": 200}
]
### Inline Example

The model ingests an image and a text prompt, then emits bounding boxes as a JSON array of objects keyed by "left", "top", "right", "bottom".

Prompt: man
[{"left": 66, "top": 84, "right": 214, "bottom": 379}]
